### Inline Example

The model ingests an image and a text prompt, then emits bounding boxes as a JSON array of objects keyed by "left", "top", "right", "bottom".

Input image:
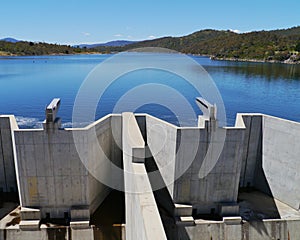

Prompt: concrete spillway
[{"left": 1, "top": 98, "right": 300, "bottom": 239}]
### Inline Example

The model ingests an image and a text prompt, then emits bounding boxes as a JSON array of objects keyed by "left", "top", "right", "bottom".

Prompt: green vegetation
[
  {"left": 1, "top": 26, "right": 300, "bottom": 63},
  {"left": 0, "top": 41, "right": 97, "bottom": 56},
  {"left": 117, "top": 27, "right": 300, "bottom": 63}
]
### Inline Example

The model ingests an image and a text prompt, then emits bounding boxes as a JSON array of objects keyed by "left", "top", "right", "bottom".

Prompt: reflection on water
[
  {"left": 203, "top": 61, "right": 300, "bottom": 81},
  {"left": 0, "top": 54, "right": 299, "bottom": 127},
  {"left": 194, "top": 57, "right": 300, "bottom": 125}
]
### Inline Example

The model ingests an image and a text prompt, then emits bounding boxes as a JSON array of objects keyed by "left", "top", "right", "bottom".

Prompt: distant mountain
[
  {"left": 101, "top": 40, "right": 138, "bottom": 47},
  {"left": 0, "top": 37, "right": 20, "bottom": 43},
  {"left": 75, "top": 40, "right": 138, "bottom": 48}
]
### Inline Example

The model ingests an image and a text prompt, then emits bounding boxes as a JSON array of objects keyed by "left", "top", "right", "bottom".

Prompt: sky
[{"left": 1, "top": 0, "right": 300, "bottom": 45}]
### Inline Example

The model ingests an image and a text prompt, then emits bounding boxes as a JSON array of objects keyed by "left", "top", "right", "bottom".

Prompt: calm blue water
[{"left": 0, "top": 54, "right": 299, "bottom": 128}]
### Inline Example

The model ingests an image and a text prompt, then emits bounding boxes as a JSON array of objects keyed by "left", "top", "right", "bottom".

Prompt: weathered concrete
[
  {"left": 19, "top": 220, "right": 40, "bottom": 230},
  {"left": 2, "top": 97, "right": 300, "bottom": 239},
  {"left": 238, "top": 114, "right": 300, "bottom": 211},
  {"left": 164, "top": 196, "right": 300, "bottom": 240},
  {"left": 20, "top": 207, "right": 41, "bottom": 220},
  {"left": 70, "top": 220, "right": 90, "bottom": 229},
  {"left": 146, "top": 114, "right": 246, "bottom": 215},
  {"left": 0, "top": 224, "right": 105, "bottom": 240},
  {"left": 183, "top": 218, "right": 300, "bottom": 240},
  {"left": 122, "top": 112, "right": 167, "bottom": 240},
  {"left": 195, "top": 97, "right": 217, "bottom": 121},
  {"left": 238, "top": 114, "right": 263, "bottom": 188},
  {"left": 0, "top": 207, "right": 106, "bottom": 240},
  {"left": 45, "top": 98, "right": 61, "bottom": 123},
  {"left": 174, "top": 204, "right": 193, "bottom": 217},
  {"left": 13, "top": 108, "right": 122, "bottom": 219},
  {"left": 0, "top": 116, "right": 18, "bottom": 193},
  {"left": 70, "top": 206, "right": 90, "bottom": 221},
  {"left": 261, "top": 115, "right": 300, "bottom": 210}
]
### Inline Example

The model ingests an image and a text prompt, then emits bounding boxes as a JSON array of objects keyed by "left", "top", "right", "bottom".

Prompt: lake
[{"left": 0, "top": 54, "right": 299, "bottom": 128}]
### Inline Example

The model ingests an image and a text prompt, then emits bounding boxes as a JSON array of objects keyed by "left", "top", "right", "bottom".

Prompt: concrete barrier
[
  {"left": 13, "top": 113, "right": 122, "bottom": 220},
  {"left": 3, "top": 97, "right": 300, "bottom": 239},
  {"left": 238, "top": 114, "right": 300, "bottom": 211},
  {"left": 146, "top": 114, "right": 245, "bottom": 215},
  {"left": 261, "top": 115, "right": 300, "bottom": 210},
  {"left": 0, "top": 116, "right": 18, "bottom": 194},
  {"left": 122, "top": 112, "right": 167, "bottom": 240},
  {"left": 183, "top": 218, "right": 300, "bottom": 240}
]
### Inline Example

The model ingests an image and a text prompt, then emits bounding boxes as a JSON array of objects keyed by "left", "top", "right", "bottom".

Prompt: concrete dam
[{"left": 1, "top": 98, "right": 300, "bottom": 240}]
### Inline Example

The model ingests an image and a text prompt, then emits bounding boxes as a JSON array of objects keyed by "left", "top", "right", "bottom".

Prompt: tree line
[
  {"left": 1, "top": 26, "right": 300, "bottom": 63},
  {"left": 0, "top": 41, "right": 96, "bottom": 56}
]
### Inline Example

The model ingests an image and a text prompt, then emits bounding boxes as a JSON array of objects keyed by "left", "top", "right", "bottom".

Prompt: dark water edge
[{"left": 210, "top": 56, "right": 300, "bottom": 65}]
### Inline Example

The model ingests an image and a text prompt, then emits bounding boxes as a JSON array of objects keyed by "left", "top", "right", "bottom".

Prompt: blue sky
[{"left": 1, "top": 0, "right": 300, "bottom": 44}]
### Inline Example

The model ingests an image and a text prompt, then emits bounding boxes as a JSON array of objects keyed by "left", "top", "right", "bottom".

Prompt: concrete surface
[
  {"left": 238, "top": 114, "right": 262, "bottom": 188},
  {"left": 238, "top": 114, "right": 300, "bottom": 212},
  {"left": 123, "top": 112, "right": 167, "bottom": 240},
  {"left": 262, "top": 115, "right": 300, "bottom": 210},
  {"left": 2, "top": 97, "right": 300, "bottom": 239},
  {"left": 0, "top": 116, "right": 18, "bottom": 193},
  {"left": 0, "top": 207, "right": 106, "bottom": 240},
  {"left": 13, "top": 110, "right": 125, "bottom": 219},
  {"left": 239, "top": 190, "right": 300, "bottom": 221},
  {"left": 146, "top": 113, "right": 246, "bottom": 215},
  {"left": 20, "top": 207, "right": 41, "bottom": 220}
]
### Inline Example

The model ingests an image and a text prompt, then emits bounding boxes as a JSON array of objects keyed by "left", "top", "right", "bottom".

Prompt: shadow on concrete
[
  {"left": 145, "top": 155, "right": 191, "bottom": 240},
  {"left": 238, "top": 130, "right": 280, "bottom": 237},
  {"left": 90, "top": 190, "right": 125, "bottom": 240},
  {"left": 193, "top": 212, "right": 222, "bottom": 221},
  {"left": 139, "top": 115, "right": 191, "bottom": 239},
  {"left": 0, "top": 191, "right": 19, "bottom": 220},
  {"left": 145, "top": 155, "right": 174, "bottom": 215},
  {"left": 46, "top": 227, "right": 68, "bottom": 240}
]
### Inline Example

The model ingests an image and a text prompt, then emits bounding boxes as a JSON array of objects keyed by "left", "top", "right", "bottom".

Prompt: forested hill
[
  {"left": 1, "top": 26, "right": 300, "bottom": 63},
  {"left": 0, "top": 41, "right": 97, "bottom": 56},
  {"left": 120, "top": 26, "right": 300, "bottom": 63}
]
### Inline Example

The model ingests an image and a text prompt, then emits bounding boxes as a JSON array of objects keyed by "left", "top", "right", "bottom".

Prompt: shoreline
[
  {"left": 1, "top": 51, "right": 300, "bottom": 65},
  {"left": 209, "top": 56, "right": 300, "bottom": 65},
  {"left": 0, "top": 52, "right": 105, "bottom": 57}
]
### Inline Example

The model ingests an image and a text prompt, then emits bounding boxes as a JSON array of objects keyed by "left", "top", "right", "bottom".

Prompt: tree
[{"left": 295, "top": 42, "right": 300, "bottom": 52}]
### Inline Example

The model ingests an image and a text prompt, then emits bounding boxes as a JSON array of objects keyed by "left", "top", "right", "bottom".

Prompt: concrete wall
[
  {"left": 261, "top": 115, "right": 300, "bottom": 210},
  {"left": 4, "top": 108, "right": 300, "bottom": 239},
  {"left": 238, "top": 114, "right": 300, "bottom": 211},
  {"left": 123, "top": 113, "right": 167, "bottom": 240},
  {"left": 238, "top": 114, "right": 262, "bottom": 188},
  {"left": 13, "top": 114, "right": 122, "bottom": 219},
  {"left": 182, "top": 218, "right": 300, "bottom": 240},
  {"left": 176, "top": 126, "right": 245, "bottom": 213},
  {"left": 84, "top": 115, "right": 122, "bottom": 213},
  {"left": 14, "top": 127, "right": 89, "bottom": 218},
  {"left": 0, "top": 225, "right": 106, "bottom": 240},
  {"left": 146, "top": 115, "right": 177, "bottom": 197},
  {"left": 0, "top": 116, "right": 18, "bottom": 193},
  {"left": 146, "top": 114, "right": 245, "bottom": 214}
]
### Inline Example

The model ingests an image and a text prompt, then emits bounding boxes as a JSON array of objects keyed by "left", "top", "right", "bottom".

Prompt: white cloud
[
  {"left": 229, "top": 29, "right": 241, "bottom": 34},
  {"left": 114, "top": 34, "right": 123, "bottom": 37},
  {"left": 82, "top": 32, "right": 91, "bottom": 36},
  {"left": 148, "top": 35, "right": 156, "bottom": 39}
]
